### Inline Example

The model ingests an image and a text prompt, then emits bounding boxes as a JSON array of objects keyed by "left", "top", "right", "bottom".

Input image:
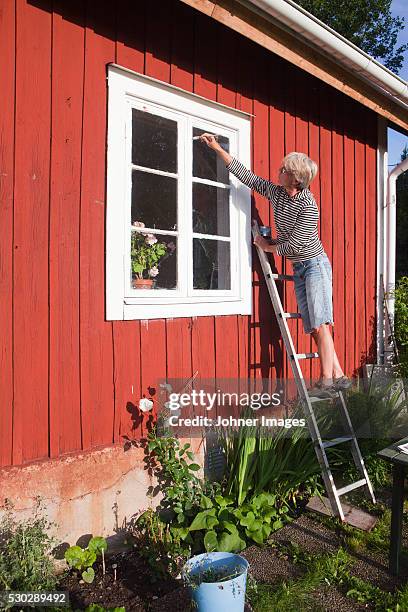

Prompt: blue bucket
[{"left": 182, "top": 551, "right": 249, "bottom": 612}]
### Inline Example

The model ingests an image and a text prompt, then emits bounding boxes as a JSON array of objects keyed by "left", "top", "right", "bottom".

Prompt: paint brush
[{"left": 192, "top": 134, "right": 219, "bottom": 141}]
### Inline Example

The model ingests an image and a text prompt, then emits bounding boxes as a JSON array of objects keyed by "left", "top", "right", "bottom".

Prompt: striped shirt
[{"left": 226, "top": 158, "right": 324, "bottom": 263}]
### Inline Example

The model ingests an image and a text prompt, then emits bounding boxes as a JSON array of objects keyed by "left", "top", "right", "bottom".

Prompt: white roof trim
[{"left": 241, "top": 0, "right": 408, "bottom": 111}]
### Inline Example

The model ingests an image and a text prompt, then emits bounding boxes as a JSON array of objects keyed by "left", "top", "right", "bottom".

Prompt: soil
[
  {"left": 57, "top": 487, "right": 408, "bottom": 611},
  {"left": 58, "top": 549, "right": 190, "bottom": 611}
]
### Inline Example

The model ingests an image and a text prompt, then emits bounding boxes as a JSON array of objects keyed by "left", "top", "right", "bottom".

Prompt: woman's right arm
[{"left": 199, "top": 133, "right": 279, "bottom": 200}]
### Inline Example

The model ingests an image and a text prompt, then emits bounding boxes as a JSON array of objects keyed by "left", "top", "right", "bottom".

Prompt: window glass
[
  {"left": 131, "top": 170, "right": 177, "bottom": 231},
  {"left": 132, "top": 109, "right": 177, "bottom": 173},
  {"left": 130, "top": 231, "right": 177, "bottom": 290},
  {"left": 193, "top": 238, "right": 231, "bottom": 290},
  {"left": 193, "top": 127, "right": 230, "bottom": 184},
  {"left": 193, "top": 183, "right": 230, "bottom": 237}
]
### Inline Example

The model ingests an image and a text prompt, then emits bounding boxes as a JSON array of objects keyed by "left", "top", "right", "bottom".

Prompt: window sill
[{"left": 106, "top": 298, "right": 252, "bottom": 320}]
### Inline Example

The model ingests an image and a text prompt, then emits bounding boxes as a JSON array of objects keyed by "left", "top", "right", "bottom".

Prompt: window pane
[
  {"left": 131, "top": 233, "right": 177, "bottom": 290},
  {"left": 193, "top": 183, "right": 230, "bottom": 237},
  {"left": 132, "top": 109, "right": 177, "bottom": 173},
  {"left": 132, "top": 170, "right": 177, "bottom": 231},
  {"left": 193, "top": 128, "right": 230, "bottom": 184},
  {"left": 193, "top": 238, "right": 230, "bottom": 290}
]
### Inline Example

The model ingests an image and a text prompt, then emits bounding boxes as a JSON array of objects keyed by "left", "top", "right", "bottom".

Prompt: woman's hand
[
  {"left": 199, "top": 133, "right": 221, "bottom": 150},
  {"left": 254, "top": 235, "right": 271, "bottom": 251}
]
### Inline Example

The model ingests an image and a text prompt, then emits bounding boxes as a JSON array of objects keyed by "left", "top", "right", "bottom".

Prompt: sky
[{"left": 388, "top": 0, "right": 408, "bottom": 167}]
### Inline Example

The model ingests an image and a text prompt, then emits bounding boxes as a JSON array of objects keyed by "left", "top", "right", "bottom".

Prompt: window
[{"left": 106, "top": 64, "right": 252, "bottom": 320}]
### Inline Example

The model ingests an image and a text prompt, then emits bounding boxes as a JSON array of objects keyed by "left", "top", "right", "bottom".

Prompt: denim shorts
[{"left": 291, "top": 253, "right": 334, "bottom": 334}]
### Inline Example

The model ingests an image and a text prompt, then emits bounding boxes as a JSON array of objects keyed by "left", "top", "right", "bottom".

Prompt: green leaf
[
  {"left": 64, "top": 545, "right": 85, "bottom": 569},
  {"left": 186, "top": 451, "right": 194, "bottom": 461},
  {"left": 272, "top": 519, "right": 284, "bottom": 530},
  {"left": 82, "top": 567, "right": 95, "bottom": 583},
  {"left": 200, "top": 495, "right": 213, "bottom": 509},
  {"left": 189, "top": 509, "right": 218, "bottom": 531},
  {"left": 204, "top": 530, "right": 218, "bottom": 552},
  {"left": 215, "top": 495, "right": 234, "bottom": 507},
  {"left": 170, "top": 526, "right": 190, "bottom": 540},
  {"left": 218, "top": 530, "right": 246, "bottom": 553},
  {"left": 189, "top": 463, "right": 201, "bottom": 471},
  {"left": 249, "top": 519, "right": 262, "bottom": 532},
  {"left": 240, "top": 511, "right": 255, "bottom": 529},
  {"left": 88, "top": 536, "right": 108, "bottom": 555},
  {"left": 82, "top": 549, "right": 97, "bottom": 568},
  {"left": 220, "top": 520, "right": 239, "bottom": 534},
  {"left": 148, "top": 441, "right": 157, "bottom": 451},
  {"left": 246, "top": 528, "right": 265, "bottom": 545}
]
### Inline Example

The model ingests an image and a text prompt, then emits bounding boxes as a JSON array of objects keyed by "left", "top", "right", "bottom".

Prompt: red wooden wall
[{"left": 0, "top": 0, "right": 378, "bottom": 469}]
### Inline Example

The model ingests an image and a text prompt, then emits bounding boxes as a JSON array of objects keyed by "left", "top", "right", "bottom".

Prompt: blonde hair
[{"left": 282, "top": 152, "right": 318, "bottom": 189}]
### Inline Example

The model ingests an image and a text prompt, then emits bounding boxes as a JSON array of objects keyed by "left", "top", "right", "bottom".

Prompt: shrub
[
  {"left": 216, "top": 408, "right": 322, "bottom": 505},
  {"left": 393, "top": 276, "right": 408, "bottom": 377},
  {"left": 0, "top": 497, "right": 59, "bottom": 592}
]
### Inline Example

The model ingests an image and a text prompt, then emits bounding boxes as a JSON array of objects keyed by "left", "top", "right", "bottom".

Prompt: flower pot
[
  {"left": 132, "top": 278, "right": 154, "bottom": 290},
  {"left": 182, "top": 552, "right": 249, "bottom": 612}
]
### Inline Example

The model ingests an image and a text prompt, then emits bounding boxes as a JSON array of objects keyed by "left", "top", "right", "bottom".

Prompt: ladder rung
[
  {"left": 292, "top": 352, "right": 319, "bottom": 359},
  {"left": 322, "top": 436, "right": 353, "bottom": 449},
  {"left": 337, "top": 478, "right": 367, "bottom": 497},
  {"left": 271, "top": 273, "right": 294, "bottom": 281},
  {"left": 309, "top": 395, "right": 334, "bottom": 403},
  {"left": 280, "top": 312, "right": 302, "bottom": 319}
]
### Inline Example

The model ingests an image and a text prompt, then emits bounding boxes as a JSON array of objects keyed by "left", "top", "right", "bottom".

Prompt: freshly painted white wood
[{"left": 106, "top": 65, "right": 252, "bottom": 320}]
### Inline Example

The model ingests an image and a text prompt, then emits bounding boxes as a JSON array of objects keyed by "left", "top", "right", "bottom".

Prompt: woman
[{"left": 199, "top": 133, "right": 351, "bottom": 398}]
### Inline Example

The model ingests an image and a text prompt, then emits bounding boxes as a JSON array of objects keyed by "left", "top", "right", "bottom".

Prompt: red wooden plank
[
  {"left": 308, "top": 77, "right": 321, "bottom": 382},
  {"left": 294, "top": 68, "right": 312, "bottom": 384},
  {"left": 236, "top": 37, "right": 256, "bottom": 388},
  {"left": 171, "top": 0, "right": 194, "bottom": 91},
  {"left": 191, "top": 317, "right": 216, "bottom": 382},
  {"left": 318, "top": 83, "right": 335, "bottom": 382},
  {"left": 143, "top": 2, "right": 172, "bottom": 434},
  {"left": 268, "top": 55, "right": 286, "bottom": 386},
  {"left": 343, "top": 97, "right": 356, "bottom": 377},
  {"left": 319, "top": 83, "right": 333, "bottom": 273},
  {"left": 0, "top": 0, "right": 15, "bottom": 468},
  {"left": 331, "top": 92, "right": 346, "bottom": 382},
  {"left": 145, "top": 0, "right": 172, "bottom": 82},
  {"left": 49, "top": 0, "right": 84, "bottom": 459},
  {"left": 13, "top": 0, "right": 52, "bottom": 464},
  {"left": 283, "top": 64, "right": 298, "bottom": 391},
  {"left": 214, "top": 30, "right": 239, "bottom": 389},
  {"left": 191, "top": 316, "right": 216, "bottom": 421},
  {"left": 79, "top": 1, "right": 116, "bottom": 449},
  {"left": 140, "top": 320, "right": 167, "bottom": 434},
  {"left": 166, "top": 319, "right": 193, "bottom": 382},
  {"left": 193, "top": 11, "right": 217, "bottom": 101},
  {"left": 253, "top": 45, "right": 273, "bottom": 384},
  {"left": 216, "top": 25, "right": 242, "bottom": 398},
  {"left": 112, "top": 322, "right": 142, "bottom": 443},
  {"left": 365, "top": 112, "right": 377, "bottom": 363},
  {"left": 354, "top": 104, "right": 366, "bottom": 375},
  {"left": 216, "top": 26, "right": 238, "bottom": 109},
  {"left": 114, "top": 0, "right": 147, "bottom": 445},
  {"left": 116, "top": 0, "right": 146, "bottom": 74}
]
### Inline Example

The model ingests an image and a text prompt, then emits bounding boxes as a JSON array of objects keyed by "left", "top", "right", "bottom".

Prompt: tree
[
  {"left": 295, "top": 0, "right": 407, "bottom": 73},
  {"left": 397, "top": 145, "right": 408, "bottom": 279}
]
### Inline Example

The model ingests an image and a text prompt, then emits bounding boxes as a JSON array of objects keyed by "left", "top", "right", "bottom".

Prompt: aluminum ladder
[{"left": 252, "top": 219, "right": 376, "bottom": 521}]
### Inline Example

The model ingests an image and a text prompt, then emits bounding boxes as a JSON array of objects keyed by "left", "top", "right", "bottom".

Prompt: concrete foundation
[{"left": 0, "top": 437, "right": 205, "bottom": 550}]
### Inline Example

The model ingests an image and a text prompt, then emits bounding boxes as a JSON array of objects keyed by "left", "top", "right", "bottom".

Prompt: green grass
[{"left": 248, "top": 538, "right": 403, "bottom": 612}]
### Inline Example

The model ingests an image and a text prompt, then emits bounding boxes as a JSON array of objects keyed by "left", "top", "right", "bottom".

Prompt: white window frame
[{"left": 106, "top": 64, "right": 252, "bottom": 320}]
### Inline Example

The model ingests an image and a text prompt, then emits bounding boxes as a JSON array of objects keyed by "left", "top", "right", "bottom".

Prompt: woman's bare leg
[{"left": 311, "top": 328, "right": 344, "bottom": 379}]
